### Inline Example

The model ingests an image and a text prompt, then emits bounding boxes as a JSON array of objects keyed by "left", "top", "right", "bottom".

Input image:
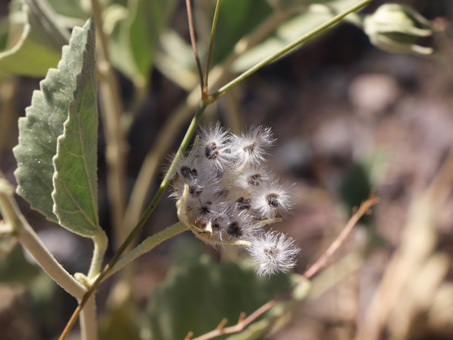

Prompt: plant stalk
[{"left": 106, "top": 221, "right": 188, "bottom": 279}]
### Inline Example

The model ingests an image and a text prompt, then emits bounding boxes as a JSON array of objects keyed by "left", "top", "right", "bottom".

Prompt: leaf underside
[{"left": 13, "top": 18, "right": 101, "bottom": 237}]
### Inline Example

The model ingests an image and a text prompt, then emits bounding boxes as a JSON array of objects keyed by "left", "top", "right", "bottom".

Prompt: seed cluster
[{"left": 171, "top": 124, "right": 300, "bottom": 275}]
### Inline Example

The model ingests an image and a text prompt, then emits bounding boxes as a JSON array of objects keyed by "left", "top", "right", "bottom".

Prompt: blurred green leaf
[
  {"left": 233, "top": 0, "right": 365, "bottom": 71},
  {"left": 0, "top": 0, "right": 69, "bottom": 77},
  {"left": 51, "top": 19, "right": 101, "bottom": 237},
  {"left": 339, "top": 151, "right": 388, "bottom": 224},
  {"left": 154, "top": 30, "right": 198, "bottom": 90},
  {"left": 0, "top": 247, "right": 40, "bottom": 283},
  {"left": 13, "top": 18, "right": 98, "bottom": 234},
  {"left": 147, "top": 255, "right": 293, "bottom": 340},
  {"left": 47, "top": 0, "right": 88, "bottom": 19},
  {"left": 107, "top": 0, "right": 178, "bottom": 86}
]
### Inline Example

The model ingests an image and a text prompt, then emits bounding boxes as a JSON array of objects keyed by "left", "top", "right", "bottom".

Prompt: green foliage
[
  {"left": 211, "top": 0, "right": 273, "bottom": 65},
  {"left": 147, "top": 255, "right": 293, "bottom": 340},
  {"left": 52, "top": 21, "right": 100, "bottom": 237},
  {"left": 106, "top": 0, "right": 178, "bottom": 86},
  {"left": 0, "top": 0, "right": 69, "bottom": 77},
  {"left": 13, "top": 18, "right": 101, "bottom": 237}
]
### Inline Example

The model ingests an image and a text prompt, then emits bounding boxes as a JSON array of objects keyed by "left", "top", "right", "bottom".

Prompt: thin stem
[
  {"left": 106, "top": 221, "right": 188, "bottom": 279},
  {"left": 79, "top": 294, "right": 97, "bottom": 340},
  {"left": 186, "top": 0, "right": 204, "bottom": 93},
  {"left": 91, "top": 0, "right": 127, "bottom": 249},
  {"left": 59, "top": 101, "right": 209, "bottom": 340},
  {"left": 87, "top": 230, "right": 108, "bottom": 280},
  {"left": 204, "top": 0, "right": 222, "bottom": 93},
  {"left": 0, "top": 181, "right": 86, "bottom": 300},
  {"left": 304, "top": 194, "right": 379, "bottom": 279},
  {"left": 213, "top": 0, "right": 371, "bottom": 96}
]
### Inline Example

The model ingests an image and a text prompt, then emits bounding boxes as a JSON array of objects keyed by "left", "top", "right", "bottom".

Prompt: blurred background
[{"left": 0, "top": 0, "right": 452, "bottom": 339}]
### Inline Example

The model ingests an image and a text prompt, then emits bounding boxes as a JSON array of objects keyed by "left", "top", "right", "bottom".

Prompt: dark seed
[
  {"left": 205, "top": 142, "right": 219, "bottom": 159},
  {"left": 181, "top": 166, "right": 198, "bottom": 180},
  {"left": 267, "top": 193, "right": 280, "bottom": 207},
  {"left": 189, "top": 186, "right": 202, "bottom": 197},
  {"left": 199, "top": 201, "right": 212, "bottom": 216},
  {"left": 248, "top": 174, "right": 262, "bottom": 186},
  {"left": 227, "top": 222, "right": 242, "bottom": 238},
  {"left": 236, "top": 197, "right": 251, "bottom": 210}
]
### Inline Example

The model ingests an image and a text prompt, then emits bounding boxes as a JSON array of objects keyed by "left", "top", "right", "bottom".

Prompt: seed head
[{"left": 171, "top": 123, "right": 298, "bottom": 276}]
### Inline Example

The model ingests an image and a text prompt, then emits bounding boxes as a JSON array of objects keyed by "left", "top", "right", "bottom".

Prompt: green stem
[
  {"left": 213, "top": 0, "right": 371, "bottom": 96},
  {"left": 107, "top": 221, "right": 188, "bottom": 279},
  {"left": 87, "top": 230, "right": 108, "bottom": 280},
  {"left": 204, "top": 0, "right": 222, "bottom": 92},
  {"left": 0, "top": 179, "right": 86, "bottom": 300}
]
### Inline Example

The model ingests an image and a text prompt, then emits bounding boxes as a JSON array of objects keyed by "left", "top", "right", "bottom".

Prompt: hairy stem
[
  {"left": 87, "top": 230, "right": 108, "bottom": 280},
  {"left": 0, "top": 179, "right": 86, "bottom": 300},
  {"left": 106, "top": 221, "right": 188, "bottom": 279}
]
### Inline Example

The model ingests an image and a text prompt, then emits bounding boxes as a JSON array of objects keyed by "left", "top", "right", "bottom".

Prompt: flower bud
[{"left": 363, "top": 4, "right": 433, "bottom": 55}]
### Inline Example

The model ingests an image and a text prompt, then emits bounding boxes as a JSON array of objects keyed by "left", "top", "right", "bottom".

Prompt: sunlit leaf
[
  {"left": 13, "top": 18, "right": 100, "bottom": 238},
  {"left": 51, "top": 19, "right": 101, "bottom": 237}
]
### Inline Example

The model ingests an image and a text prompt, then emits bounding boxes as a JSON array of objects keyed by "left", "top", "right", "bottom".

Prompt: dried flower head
[{"left": 171, "top": 123, "right": 299, "bottom": 275}]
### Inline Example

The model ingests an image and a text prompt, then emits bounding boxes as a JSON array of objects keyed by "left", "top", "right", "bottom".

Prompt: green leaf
[
  {"left": 147, "top": 255, "right": 293, "bottom": 340},
  {"left": 51, "top": 20, "right": 100, "bottom": 237},
  {"left": 13, "top": 18, "right": 97, "bottom": 234},
  {"left": 0, "top": 0, "right": 69, "bottom": 77},
  {"left": 106, "top": 0, "right": 178, "bottom": 86}
]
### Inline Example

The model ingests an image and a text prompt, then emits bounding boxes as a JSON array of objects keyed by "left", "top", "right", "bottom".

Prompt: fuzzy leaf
[
  {"left": 13, "top": 18, "right": 96, "bottom": 231},
  {"left": 51, "top": 19, "right": 100, "bottom": 237}
]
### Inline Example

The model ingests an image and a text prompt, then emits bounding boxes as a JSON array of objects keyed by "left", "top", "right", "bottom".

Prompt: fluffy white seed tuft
[{"left": 247, "top": 232, "right": 300, "bottom": 276}]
